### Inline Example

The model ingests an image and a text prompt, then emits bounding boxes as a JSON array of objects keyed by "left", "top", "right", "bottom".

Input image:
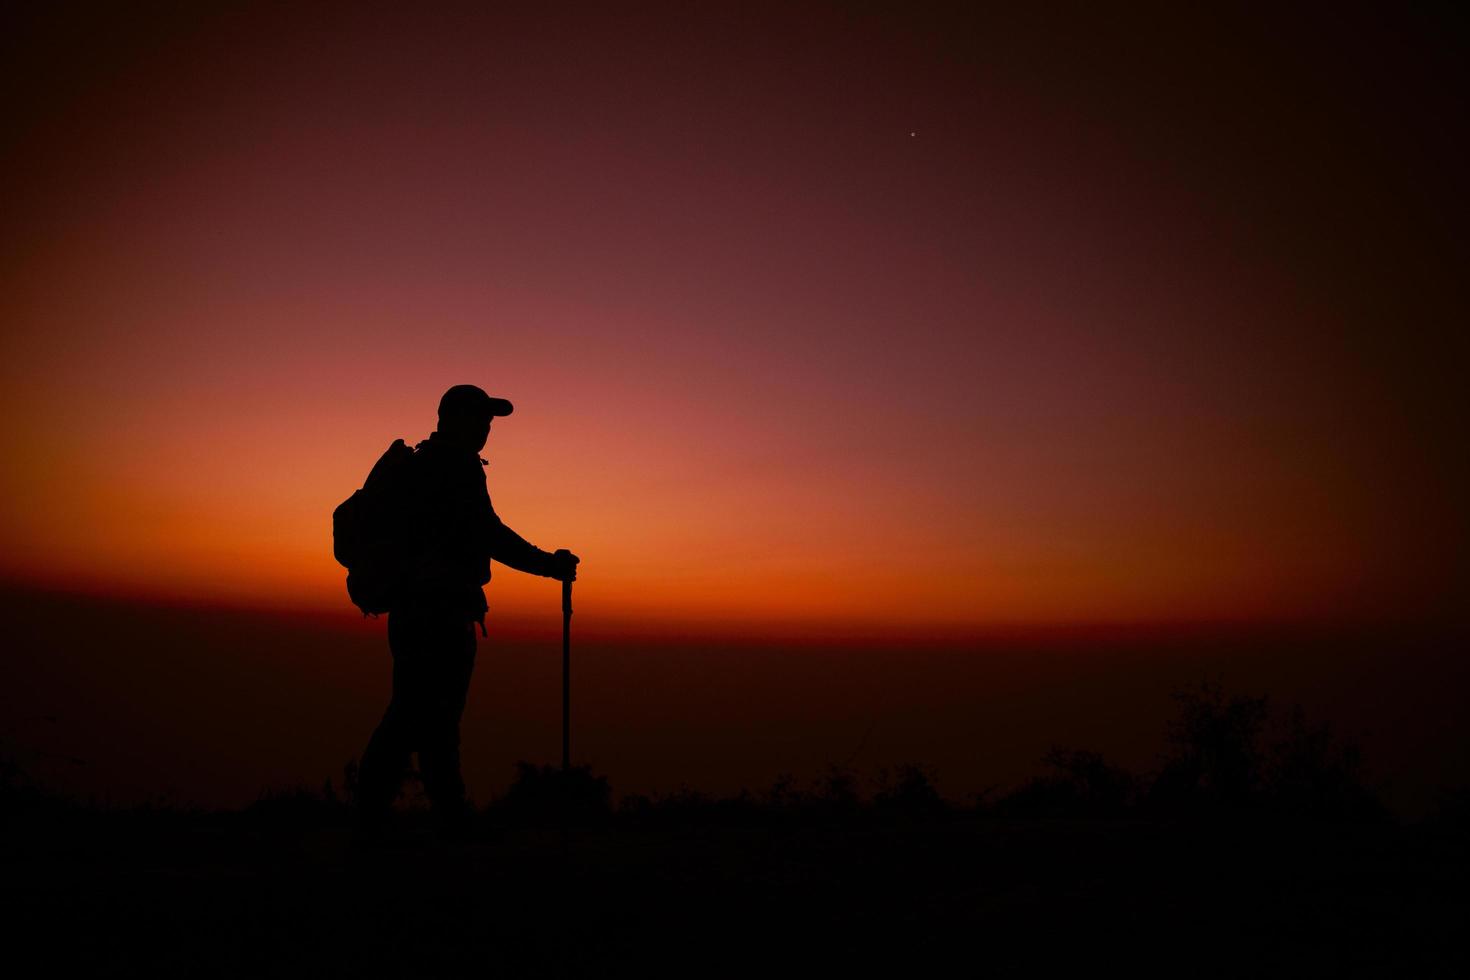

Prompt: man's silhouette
[{"left": 357, "top": 384, "right": 579, "bottom": 834}]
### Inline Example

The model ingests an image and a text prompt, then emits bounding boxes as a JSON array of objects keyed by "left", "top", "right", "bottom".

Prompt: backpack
[{"left": 332, "top": 439, "right": 416, "bottom": 615}]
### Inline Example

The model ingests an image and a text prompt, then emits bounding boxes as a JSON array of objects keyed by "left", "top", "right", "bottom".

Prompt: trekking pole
[{"left": 561, "top": 576, "right": 573, "bottom": 773}]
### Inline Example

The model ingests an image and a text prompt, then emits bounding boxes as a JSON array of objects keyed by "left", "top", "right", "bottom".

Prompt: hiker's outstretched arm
[{"left": 487, "top": 513, "right": 559, "bottom": 577}]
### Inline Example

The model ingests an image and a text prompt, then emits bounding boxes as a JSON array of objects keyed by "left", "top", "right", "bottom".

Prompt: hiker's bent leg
[
  {"left": 358, "top": 705, "right": 411, "bottom": 817},
  {"left": 418, "top": 618, "right": 477, "bottom": 813},
  {"left": 357, "top": 612, "right": 434, "bottom": 817}
]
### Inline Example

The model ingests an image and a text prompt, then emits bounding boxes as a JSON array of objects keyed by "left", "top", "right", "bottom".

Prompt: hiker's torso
[{"left": 396, "top": 433, "right": 493, "bottom": 619}]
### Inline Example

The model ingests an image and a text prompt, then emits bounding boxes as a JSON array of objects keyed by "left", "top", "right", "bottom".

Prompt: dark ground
[
  {"left": 5, "top": 587, "right": 1467, "bottom": 974},
  {"left": 5, "top": 797, "right": 1467, "bottom": 978}
]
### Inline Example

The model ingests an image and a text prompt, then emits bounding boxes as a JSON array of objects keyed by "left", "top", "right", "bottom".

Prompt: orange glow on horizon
[{"left": 1, "top": 5, "right": 1461, "bottom": 633}]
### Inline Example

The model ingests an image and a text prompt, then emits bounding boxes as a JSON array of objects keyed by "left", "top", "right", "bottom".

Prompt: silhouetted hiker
[{"left": 353, "top": 384, "right": 579, "bottom": 837}]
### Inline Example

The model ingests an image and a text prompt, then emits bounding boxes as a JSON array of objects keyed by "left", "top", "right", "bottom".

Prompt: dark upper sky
[{"left": 2, "top": 2, "right": 1465, "bottom": 628}]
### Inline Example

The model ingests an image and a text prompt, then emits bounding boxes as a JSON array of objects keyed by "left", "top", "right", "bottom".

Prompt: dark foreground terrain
[{"left": 5, "top": 795, "right": 1467, "bottom": 978}]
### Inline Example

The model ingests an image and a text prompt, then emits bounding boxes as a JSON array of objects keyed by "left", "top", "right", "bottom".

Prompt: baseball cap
[{"left": 438, "top": 384, "right": 514, "bottom": 421}]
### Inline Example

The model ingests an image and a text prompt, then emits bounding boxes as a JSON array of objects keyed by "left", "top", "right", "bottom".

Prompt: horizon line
[{"left": 4, "top": 575, "right": 1462, "bottom": 645}]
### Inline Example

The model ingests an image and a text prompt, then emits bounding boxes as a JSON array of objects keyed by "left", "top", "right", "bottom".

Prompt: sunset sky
[{"left": 3, "top": 3, "right": 1465, "bottom": 635}]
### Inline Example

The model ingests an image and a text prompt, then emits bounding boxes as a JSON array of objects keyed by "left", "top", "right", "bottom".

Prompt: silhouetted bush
[
  {"left": 617, "top": 786, "right": 765, "bottom": 827},
  {"left": 1265, "top": 706, "right": 1387, "bottom": 823},
  {"left": 493, "top": 762, "right": 611, "bottom": 826},
  {"left": 1145, "top": 681, "right": 1386, "bottom": 823},
  {"left": 874, "top": 763, "right": 947, "bottom": 818},
  {"left": 814, "top": 764, "right": 862, "bottom": 817},
  {"left": 242, "top": 783, "right": 348, "bottom": 829},
  {"left": 764, "top": 773, "right": 809, "bottom": 811},
  {"left": 997, "top": 748, "right": 1135, "bottom": 818},
  {"left": 1148, "top": 682, "right": 1269, "bottom": 813}
]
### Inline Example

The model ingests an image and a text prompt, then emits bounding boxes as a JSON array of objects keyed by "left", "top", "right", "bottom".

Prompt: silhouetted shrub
[
  {"left": 494, "top": 762, "right": 611, "bottom": 826},
  {"left": 617, "top": 786, "right": 764, "bottom": 827},
  {"left": 1145, "top": 681, "right": 1386, "bottom": 823},
  {"left": 0, "top": 737, "right": 79, "bottom": 819},
  {"left": 1265, "top": 706, "right": 1386, "bottom": 823},
  {"left": 616, "top": 792, "right": 654, "bottom": 818},
  {"left": 243, "top": 782, "right": 348, "bottom": 829},
  {"left": 874, "top": 763, "right": 946, "bottom": 818},
  {"left": 813, "top": 764, "right": 863, "bottom": 819},
  {"left": 764, "top": 773, "right": 809, "bottom": 811},
  {"left": 1053, "top": 748, "right": 1134, "bottom": 813},
  {"left": 1148, "top": 682, "right": 1269, "bottom": 813},
  {"left": 968, "top": 784, "right": 1001, "bottom": 814},
  {"left": 997, "top": 748, "right": 1135, "bottom": 818}
]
